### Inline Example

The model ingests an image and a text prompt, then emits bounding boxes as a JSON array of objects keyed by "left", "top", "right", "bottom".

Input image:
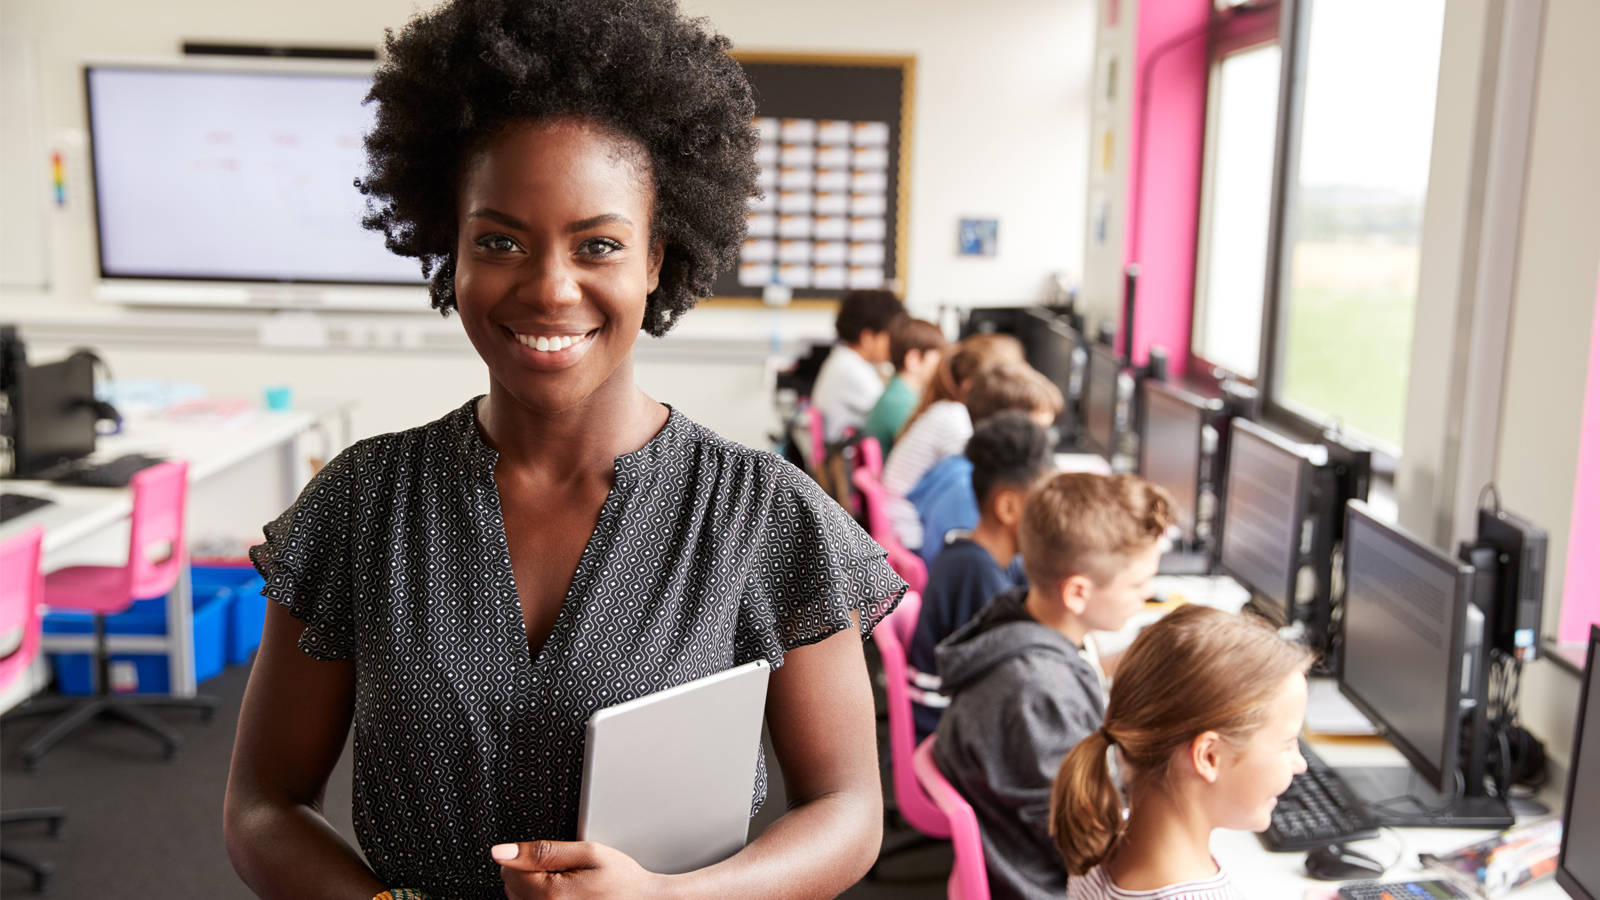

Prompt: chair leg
[
  {"left": 18, "top": 697, "right": 110, "bottom": 771},
  {"left": 101, "top": 701, "right": 181, "bottom": 759},
  {"left": 0, "top": 695, "right": 81, "bottom": 724},
  {"left": 0, "top": 809, "right": 66, "bottom": 837},
  {"left": 0, "top": 847, "right": 52, "bottom": 893},
  {"left": 120, "top": 692, "right": 218, "bottom": 723}
]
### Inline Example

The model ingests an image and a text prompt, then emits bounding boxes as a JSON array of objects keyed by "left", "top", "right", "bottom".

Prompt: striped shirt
[
  {"left": 882, "top": 400, "right": 973, "bottom": 548},
  {"left": 1067, "top": 864, "right": 1244, "bottom": 900}
]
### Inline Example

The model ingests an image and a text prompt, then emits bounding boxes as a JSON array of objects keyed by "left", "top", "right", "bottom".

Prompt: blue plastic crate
[
  {"left": 194, "top": 565, "right": 268, "bottom": 665},
  {"left": 44, "top": 579, "right": 229, "bottom": 696}
]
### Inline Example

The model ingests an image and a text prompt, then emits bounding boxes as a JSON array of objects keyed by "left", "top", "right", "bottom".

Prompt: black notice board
[{"left": 716, "top": 52, "right": 914, "bottom": 304}]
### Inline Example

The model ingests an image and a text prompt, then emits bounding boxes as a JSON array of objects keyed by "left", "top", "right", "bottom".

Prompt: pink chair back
[
  {"left": 804, "top": 402, "right": 828, "bottom": 473},
  {"left": 873, "top": 590, "right": 948, "bottom": 839},
  {"left": 857, "top": 436, "right": 884, "bottom": 481},
  {"left": 914, "top": 736, "right": 991, "bottom": 900},
  {"left": 128, "top": 461, "right": 190, "bottom": 600},
  {"left": 0, "top": 527, "right": 46, "bottom": 692},
  {"left": 851, "top": 467, "right": 929, "bottom": 595}
]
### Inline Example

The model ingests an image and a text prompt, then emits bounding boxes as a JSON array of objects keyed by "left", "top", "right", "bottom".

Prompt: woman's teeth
[{"left": 517, "top": 334, "right": 582, "bottom": 352}]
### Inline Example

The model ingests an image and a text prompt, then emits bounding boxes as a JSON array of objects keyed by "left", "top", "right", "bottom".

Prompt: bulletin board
[{"left": 715, "top": 52, "right": 915, "bottom": 306}]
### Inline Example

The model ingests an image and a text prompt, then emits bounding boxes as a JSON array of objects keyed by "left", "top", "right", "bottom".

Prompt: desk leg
[{"left": 167, "top": 558, "right": 197, "bottom": 697}]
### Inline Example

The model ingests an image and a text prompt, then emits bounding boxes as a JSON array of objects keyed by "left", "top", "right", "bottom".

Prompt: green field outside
[{"left": 1278, "top": 241, "right": 1418, "bottom": 450}]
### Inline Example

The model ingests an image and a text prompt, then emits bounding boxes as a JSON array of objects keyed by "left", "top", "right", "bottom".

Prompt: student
[
  {"left": 1053, "top": 605, "right": 1312, "bottom": 900},
  {"left": 809, "top": 289, "right": 905, "bottom": 442},
  {"left": 908, "top": 362, "right": 1064, "bottom": 563},
  {"left": 879, "top": 333, "right": 1023, "bottom": 525},
  {"left": 222, "top": 2, "right": 905, "bottom": 897},
  {"left": 907, "top": 411, "right": 1054, "bottom": 742},
  {"left": 860, "top": 316, "right": 947, "bottom": 455},
  {"left": 886, "top": 358, "right": 1062, "bottom": 551},
  {"left": 932, "top": 473, "right": 1174, "bottom": 900}
]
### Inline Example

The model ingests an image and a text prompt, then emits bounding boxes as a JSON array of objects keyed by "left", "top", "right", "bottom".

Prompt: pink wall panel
[
  {"left": 1560, "top": 266, "right": 1600, "bottom": 641},
  {"left": 1124, "top": 0, "right": 1210, "bottom": 377}
]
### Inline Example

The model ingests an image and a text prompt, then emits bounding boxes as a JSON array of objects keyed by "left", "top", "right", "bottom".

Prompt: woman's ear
[
  {"left": 647, "top": 240, "right": 665, "bottom": 293},
  {"left": 1190, "top": 730, "right": 1224, "bottom": 784}
]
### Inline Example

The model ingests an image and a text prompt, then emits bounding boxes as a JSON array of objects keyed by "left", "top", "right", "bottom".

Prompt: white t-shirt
[
  {"left": 809, "top": 344, "right": 885, "bottom": 443},
  {"left": 881, "top": 399, "right": 972, "bottom": 548},
  {"left": 1068, "top": 863, "right": 1244, "bottom": 900}
]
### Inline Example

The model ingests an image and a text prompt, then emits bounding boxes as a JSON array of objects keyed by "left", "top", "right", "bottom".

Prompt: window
[
  {"left": 1192, "top": 42, "right": 1282, "bottom": 380},
  {"left": 1271, "top": 0, "right": 1448, "bottom": 453}
]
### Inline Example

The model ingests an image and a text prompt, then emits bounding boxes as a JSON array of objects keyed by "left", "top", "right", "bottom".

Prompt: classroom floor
[{"left": 0, "top": 653, "right": 952, "bottom": 898}]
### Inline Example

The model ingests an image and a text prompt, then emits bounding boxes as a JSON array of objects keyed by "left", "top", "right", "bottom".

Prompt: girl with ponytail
[{"left": 1051, "top": 604, "right": 1313, "bottom": 899}]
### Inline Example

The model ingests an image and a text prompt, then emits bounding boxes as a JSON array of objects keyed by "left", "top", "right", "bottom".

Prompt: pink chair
[
  {"left": 857, "top": 436, "right": 884, "bottom": 482},
  {"left": 914, "top": 736, "right": 991, "bottom": 900},
  {"left": 0, "top": 527, "right": 66, "bottom": 891},
  {"left": 873, "top": 590, "right": 949, "bottom": 840},
  {"left": 804, "top": 402, "right": 828, "bottom": 473},
  {"left": 14, "top": 461, "right": 215, "bottom": 769},
  {"left": 851, "top": 467, "right": 928, "bottom": 595}
]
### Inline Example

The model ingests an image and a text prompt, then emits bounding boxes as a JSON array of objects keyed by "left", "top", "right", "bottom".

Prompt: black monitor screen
[
  {"left": 13, "top": 355, "right": 97, "bottom": 477},
  {"left": 1558, "top": 625, "right": 1600, "bottom": 900},
  {"left": 1084, "top": 346, "right": 1119, "bottom": 457},
  {"left": 1219, "top": 418, "right": 1306, "bottom": 612},
  {"left": 1016, "top": 310, "right": 1078, "bottom": 426},
  {"left": 1140, "top": 382, "right": 1204, "bottom": 542},
  {"left": 1339, "top": 501, "right": 1469, "bottom": 792}
]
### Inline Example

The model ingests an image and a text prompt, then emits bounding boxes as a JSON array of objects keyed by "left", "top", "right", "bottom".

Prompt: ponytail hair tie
[{"left": 1099, "top": 726, "right": 1116, "bottom": 747}]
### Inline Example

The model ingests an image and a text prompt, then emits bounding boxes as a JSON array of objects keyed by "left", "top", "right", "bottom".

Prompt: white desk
[
  {"left": 1212, "top": 734, "right": 1567, "bottom": 899},
  {"left": 0, "top": 401, "right": 349, "bottom": 700}
]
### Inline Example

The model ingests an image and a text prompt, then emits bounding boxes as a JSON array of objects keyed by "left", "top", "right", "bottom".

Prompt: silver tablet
[{"left": 576, "top": 659, "right": 771, "bottom": 874}]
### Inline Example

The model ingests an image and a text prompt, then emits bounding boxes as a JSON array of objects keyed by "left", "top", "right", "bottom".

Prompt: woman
[{"left": 223, "top": 1, "right": 905, "bottom": 897}]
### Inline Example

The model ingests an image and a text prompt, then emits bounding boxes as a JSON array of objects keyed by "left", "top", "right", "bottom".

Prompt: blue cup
[{"left": 264, "top": 385, "right": 293, "bottom": 411}]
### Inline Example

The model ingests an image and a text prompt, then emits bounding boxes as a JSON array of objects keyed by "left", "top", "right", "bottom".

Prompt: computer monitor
[
  {"left": 1558, "top": 625, "right": 1600, "bottom": 900},
  {"left": 85, "top": 64, "right": 424, "bottom": 286},
  {"left": 1138, "top": 380, "right": 1210, "bottom": 545},
  {"left": 1218, "top": 418, "right": 1314, "bottom": 618},
  {"left": 959, "top": 306, "right": 1024, "bottom": 340},
  {"left": 1082, "top": 344, "right": 1121, "bottom": 460},
  {"left": 1014, "top": 308, "right": 1081, "bottom": 432},
  {"left": 9, "top": 355, "right": 97, "bottom": 478},
  {"left": 1339, "top": 501, "right": 1475, "bottom": 793}
]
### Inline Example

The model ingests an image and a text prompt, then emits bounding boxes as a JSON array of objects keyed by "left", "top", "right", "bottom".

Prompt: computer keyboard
[
  {"left": 1260, "top": 740, "right": 1381, "bottom": 851},
  {"left": 0, "top": 492, "right": 54, "bottom": 523},
  {"left": 50, "top": 454, "right": 166, "bottom": 488}
]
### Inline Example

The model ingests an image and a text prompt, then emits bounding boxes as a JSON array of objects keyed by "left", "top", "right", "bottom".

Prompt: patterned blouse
[{"left": 250, "top": 399, "right": 906, "bottom": 899}]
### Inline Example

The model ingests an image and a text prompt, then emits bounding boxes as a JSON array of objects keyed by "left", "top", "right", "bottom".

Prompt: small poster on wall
[{"left": 958, "top": 218, "right": 998, "bottom": 257}]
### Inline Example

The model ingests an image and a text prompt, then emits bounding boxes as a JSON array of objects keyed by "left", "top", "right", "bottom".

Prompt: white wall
[
  {"left": 1490, "top": 0, "right": 1600, "bottom": 768},
  {"left": 1403, "top": 0, "right": 1600, "bottom": 768}
]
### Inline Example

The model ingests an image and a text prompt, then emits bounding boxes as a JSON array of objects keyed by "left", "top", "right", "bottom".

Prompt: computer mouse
[{"left": 1304, "top": 843, "right": 1386, "bottom": 881}]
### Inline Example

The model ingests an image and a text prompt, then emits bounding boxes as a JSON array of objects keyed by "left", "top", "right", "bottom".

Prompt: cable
[{"left": 1477, "top": 482, "right": 1503, "bottom": 516}]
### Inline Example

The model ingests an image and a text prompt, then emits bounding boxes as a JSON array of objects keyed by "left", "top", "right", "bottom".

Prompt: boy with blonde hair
[{"left": 932, "top": 473, "right": 1175, "bottom": 900}]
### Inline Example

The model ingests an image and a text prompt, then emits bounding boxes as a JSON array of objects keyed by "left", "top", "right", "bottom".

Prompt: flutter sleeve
[
  {"left": 737, "top": 460, "right": 907, "bottom": 668},
  {"left": 248, "top": 448, "right": 360, "bottom": 661}
]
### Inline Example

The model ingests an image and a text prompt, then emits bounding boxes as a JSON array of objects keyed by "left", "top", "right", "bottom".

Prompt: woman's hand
[{"left": 491, "top": 840, "right": 673, "bottom": 899}]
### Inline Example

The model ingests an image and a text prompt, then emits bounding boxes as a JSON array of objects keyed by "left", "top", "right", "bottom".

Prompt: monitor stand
[{"left": 1335, "top": 764, "right": 1514, "bottom": 829}]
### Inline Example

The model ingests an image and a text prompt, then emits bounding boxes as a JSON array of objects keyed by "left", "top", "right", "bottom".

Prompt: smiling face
[
  {"left": 454, "top": 118, "right": 662, "bottom": 417},
  {"left": 1207, "top": 670, "right": 1309, "bottom": 831}
]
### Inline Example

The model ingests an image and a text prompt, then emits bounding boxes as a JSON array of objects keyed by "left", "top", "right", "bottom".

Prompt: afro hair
[{"left": 356, "top": 0, "right": 760, "bottom": 335}]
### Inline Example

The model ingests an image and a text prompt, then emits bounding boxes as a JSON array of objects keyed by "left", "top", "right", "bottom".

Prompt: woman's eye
[
  {"left": 475, "top": 234, "right": 520, "bottom": 253},
  {"left": 579, "top": 237, "right": 623, "bottom": 257}
]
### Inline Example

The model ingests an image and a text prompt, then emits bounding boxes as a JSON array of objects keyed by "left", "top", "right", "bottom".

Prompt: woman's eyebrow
[{"left": 465, "top": 209, "right": 633, "bottom": 234}]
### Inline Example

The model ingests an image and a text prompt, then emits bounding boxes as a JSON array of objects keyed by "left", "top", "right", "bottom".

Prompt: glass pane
[
  {"left": 1277, "top": 0, "right": 1447, "bottom": 452},
  {"left": 1193, "top": 44, "right": 1280, "bottom": 380}
]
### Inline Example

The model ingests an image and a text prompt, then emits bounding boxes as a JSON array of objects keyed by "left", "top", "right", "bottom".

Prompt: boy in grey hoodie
[{"left": 932, "top": 473, "right": 1174, "bottom": 900}]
